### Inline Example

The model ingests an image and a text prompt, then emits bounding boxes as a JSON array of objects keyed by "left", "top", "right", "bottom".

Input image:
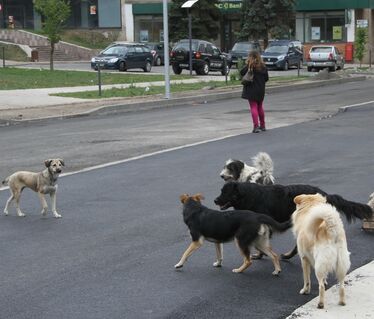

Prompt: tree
[
  {"left": 355, "top": 27, "right": 367, "bottom": 67},
  {"left": 239, "top": 0, "right": 295, "bottom": 48},
  {"left": 34, "top": 0, "right": 71, "bottom": 71},
  {"left": 169, "top": 0, "right": 220, "bottom": 43}
]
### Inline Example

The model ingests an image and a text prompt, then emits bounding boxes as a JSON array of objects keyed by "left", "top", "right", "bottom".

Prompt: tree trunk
[{"left": 50, "top": 42, "right": 55, "bottom": 71}]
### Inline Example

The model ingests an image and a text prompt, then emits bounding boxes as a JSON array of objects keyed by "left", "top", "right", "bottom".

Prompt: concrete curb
[{"left": 2, "top": 76, "right": 367, "bottom": 125}]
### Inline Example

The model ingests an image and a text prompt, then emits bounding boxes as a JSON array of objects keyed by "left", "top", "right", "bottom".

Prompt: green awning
[
  {"left": 296, "top": 0, "right": 374, "bottom": 11},
  {"left": 133, "top": 3, "right": 163, "bottom": 15}
]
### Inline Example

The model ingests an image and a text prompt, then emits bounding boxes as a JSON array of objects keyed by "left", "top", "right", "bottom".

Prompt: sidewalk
[{"left": 287, "top": 261, "right": 374, "bottom": 319}]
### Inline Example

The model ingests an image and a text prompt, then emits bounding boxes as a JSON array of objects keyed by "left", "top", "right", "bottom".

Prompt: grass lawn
[
  {"left": 0, "top": 67, "right": 192, "bottom": 90},
  {"left": 0, "top": 44, "right": 29, "bottom": 62},
  {"left": 53, "top": 76, "right": 309, "bottom": 99}
]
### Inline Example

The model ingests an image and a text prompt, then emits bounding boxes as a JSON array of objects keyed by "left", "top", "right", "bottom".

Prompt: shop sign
[
  {"left": 333, "top": 26, "right": 342, "bottom": 40},
  {"left": 311, "top": 26, "right": 320, "bottom": 40},
  {"left": 356, "top": 19, "right": 368, "bottom": 28},
  {"left": 215, "top": 0, "right": 242, "bottom": 12},
  {"left": 90, "top": 5, "right": 97, "bottom": 15}
]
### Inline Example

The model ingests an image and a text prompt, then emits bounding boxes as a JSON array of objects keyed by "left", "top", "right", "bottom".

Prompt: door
[{"left": 126, "top": 47, "right": 136, "bottom": 68}]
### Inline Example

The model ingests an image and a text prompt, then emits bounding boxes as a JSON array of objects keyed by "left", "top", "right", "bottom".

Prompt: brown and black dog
[{"left": 175, "top": 193, "right": 291, "bottom": 275}]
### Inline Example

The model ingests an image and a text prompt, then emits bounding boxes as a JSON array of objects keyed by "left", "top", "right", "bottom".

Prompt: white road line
[
  {"left": 1, "top": 99, "right": 374, "bottom": 193},
  {"left": 0, "top": 134, "right": 238, "bottom": 192}
]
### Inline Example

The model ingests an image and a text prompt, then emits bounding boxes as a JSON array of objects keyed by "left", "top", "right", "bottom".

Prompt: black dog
[
  {"left": 175, "top": 193, "right": 291, "bottom": 275},
  {"left": 214, "top": 182, "right": 373, "bottom": 259}
]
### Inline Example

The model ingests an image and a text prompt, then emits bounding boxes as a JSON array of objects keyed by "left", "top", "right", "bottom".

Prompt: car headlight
[
  {"left": 277, "top": 55, "right": 286, "bottom": 61},
  {"left": 91, "top": 58, "right": 96, "bottom": 63},
  {"left": 108, "top": 58, "right": 119, "bottom": 63}
]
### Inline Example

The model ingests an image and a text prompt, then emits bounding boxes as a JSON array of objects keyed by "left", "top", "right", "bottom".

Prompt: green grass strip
[{"left": 0, "top": 67, "right": 192, "bottom": 90}]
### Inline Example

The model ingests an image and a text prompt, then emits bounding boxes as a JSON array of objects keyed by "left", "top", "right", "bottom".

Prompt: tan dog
[
  {"left": 292, "top": 193, "right": 351, "bottom": 309},
  {"left": 2, "top": 159, "right": 64, "bottom": 218}
]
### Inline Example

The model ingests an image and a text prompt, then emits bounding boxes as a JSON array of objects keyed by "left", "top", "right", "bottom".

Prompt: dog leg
[
  {"left": 316, "top": 272, "right": 326, "bottom": 309},
  {"left": 38, "top": 192, "right": 49, "bottom": 217},
  {"left": 233, "top": 239, "right": 252, "bottom": 273},
  {"left": 338, "top": 280, "right": 346, "bottom": 306},
  {"left": 299, "top": 257, "right": 311, "bottom": 295},
  {"left": 13, "top": 191, "right": 25, "bottom": 217},
  {"left": 175, "top": 240, "right": 202, "bottom": 269},
  {"left": 4, "top": 194, "right": 14, "bottom": 216},
  {"left": 50, "top": 185, "right": 61, "bottom": 218},
  {"left": 257, "top": 244, "right": 281, "bottom": 276},
  {"left": 251, "top": 250, "right": 264, "bottom": 260},
  {"left": 213, "top": 243, "right": 223, "bottom": 267},
  {"left": 281, "top": 245, "right": 298, "bottom": 260}
]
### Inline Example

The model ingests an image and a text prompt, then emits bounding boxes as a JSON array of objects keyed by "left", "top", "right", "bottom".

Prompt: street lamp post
[
  {"left": 162, "top": 0, "right": 170, "bottom": 99},
  {"left": 182, "top": 0, "right": 199, "bottom": 76}
]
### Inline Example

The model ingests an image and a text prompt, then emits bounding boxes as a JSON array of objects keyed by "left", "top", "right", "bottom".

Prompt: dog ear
[
  {"left": 180, "top": 194, "right": 189, "bottom": 204},
  {"left": 59, "top": 159, "right": 65, "bottom": 166},
  {"left": 44, "top": 159, "right": 52, "bottom": 167},
  {"left": 192, "top": 193, "right": 205, "bottom": 202},
  {"left": 294, "top": 195, "right": 304, "bottom": 205}
]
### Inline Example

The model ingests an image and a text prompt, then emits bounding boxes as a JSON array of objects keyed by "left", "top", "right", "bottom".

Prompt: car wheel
[
  {"left": 307, "top": 66, "right": 312, "bottom": 72},
  {"left": 119, "top": 61, "right": 127, "bottom": 72},
  {"left": 329, "top": 63, "right": 336, "bottom": 72},
  {"left": 200, "top": 62, "right": 209, "bottom": 75},
  {"left": 143, "top": 61, "right": 152, "bottom": 72},
  {"left": 283, "top": 61, "right": 289, "bottom": 71},
  {"left": 155, "top": 56, "right": 162, "bottom": 66},
  {"left": 172, "top": 64, "right": 182, "bottom": 74}
]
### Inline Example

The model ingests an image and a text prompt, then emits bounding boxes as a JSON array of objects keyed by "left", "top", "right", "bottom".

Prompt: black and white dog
[{"left": 220, "top": 152, "right": 275, "bottom": 185}]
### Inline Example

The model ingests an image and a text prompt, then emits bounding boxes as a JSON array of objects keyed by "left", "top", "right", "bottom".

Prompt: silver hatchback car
[{"left": 307, "top": 45, "right": 344, "bottom": 72}]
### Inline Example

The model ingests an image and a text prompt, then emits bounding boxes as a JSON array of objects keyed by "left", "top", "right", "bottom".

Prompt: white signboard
[
  {"left": 356, "top": 19, "right": 368, "bottom": 28},
  {"left": 311, "top": 27, "right": 320, "bottom": 40}
]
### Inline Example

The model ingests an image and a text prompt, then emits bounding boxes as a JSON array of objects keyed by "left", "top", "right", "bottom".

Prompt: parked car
[
  {"left": 90, "top": 42, "right": 153, "bottom": 72},
  {"left": 227, "top": 41, "right": 262, "bottom": 68},
  {"left": 261, "top": 40, "right": 303, "bottom": 70},
  {"left": 145, "top": 42, "right": 170, "bottom": 66},
  {"left": 306, "top": 45, "right": 344, "bottom": 72},
  {"left": 170, "top": 39, "right": 229, "bottom": 75}
]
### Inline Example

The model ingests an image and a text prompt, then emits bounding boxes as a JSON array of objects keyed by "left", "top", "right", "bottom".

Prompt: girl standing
[{"left": 240, "top": 51, "right": 269, "bottom": 133}]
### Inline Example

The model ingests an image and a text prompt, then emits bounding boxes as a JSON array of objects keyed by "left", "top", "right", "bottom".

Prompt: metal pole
[
  {"left": 188, "top": 9, "right": 192, "bottom": 76},
  {"left": 2, "top": 47, "right": 5, "bottom": 68},
  {"left": 162, "top": 0, "right": 170, "bottom": 99},
  {"left": 98, "top": 63, "right": 102, "bottom": 97}
]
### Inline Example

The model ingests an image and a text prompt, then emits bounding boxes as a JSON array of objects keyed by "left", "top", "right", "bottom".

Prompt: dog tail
[
  {"left": 367, "top": 192, "right": 374, "bottom": 213},
  {"left": 257, "top": 214, "right": 292, "bottom": 233},
  {"left": 326, "top": 194, "right": 373, "bottom": 223},
  {"left": 251, "top": 152, "right": 275, "bottom": 185}
]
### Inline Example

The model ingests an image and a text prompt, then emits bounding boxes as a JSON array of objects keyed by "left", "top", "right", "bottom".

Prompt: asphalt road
[
  {"left": 0, "top": 79, "right": 373, "bottom": 179},
  {"left": 0, "top": 87, "right": 373, "bottom": 318}
]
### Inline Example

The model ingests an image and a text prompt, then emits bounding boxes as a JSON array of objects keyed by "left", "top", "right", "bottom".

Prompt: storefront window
[
  {"left": 310, "top": 13, "right": 345, "bottom": 42},
  {"left": 134, "top": 15, "right": 163, "bottom": 43}
]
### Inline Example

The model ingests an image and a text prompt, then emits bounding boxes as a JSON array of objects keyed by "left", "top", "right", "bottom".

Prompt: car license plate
[
  {"left": 265, "top": 62, "right": 273, "bottom": 65},
  {"left": 179, "top": 64, "right": 189, "bottom": 67}
]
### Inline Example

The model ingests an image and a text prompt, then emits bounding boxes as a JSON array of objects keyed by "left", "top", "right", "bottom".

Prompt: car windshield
[
  {"left": 264, "top": 45, "right": 288, "bottom": 54},
  {"left": 311, "top": 47, "right": 333, "bottom": 53},
  {"left": 174, "top": 41, "right": 198, "bottom": 51},
  {"left": 232, "top": 43, "right": 252, "bottom": 51},
  {"left": 102, "top": 46, "right": 128, "bottom": 55}
]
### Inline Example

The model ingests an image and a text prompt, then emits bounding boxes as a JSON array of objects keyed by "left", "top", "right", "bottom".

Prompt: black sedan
[{"left": 91, "top": 42, "right": 154, "bottom": 72}]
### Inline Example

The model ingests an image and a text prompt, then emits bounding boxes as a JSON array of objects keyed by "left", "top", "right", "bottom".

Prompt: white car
[{"left": 307, "top": 45, "right": 344, "bottom": 72}]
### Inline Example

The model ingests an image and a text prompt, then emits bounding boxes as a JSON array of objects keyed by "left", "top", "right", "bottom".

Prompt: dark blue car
[{"left": 91, "top": 42, "right": 153, "bottom": 72}]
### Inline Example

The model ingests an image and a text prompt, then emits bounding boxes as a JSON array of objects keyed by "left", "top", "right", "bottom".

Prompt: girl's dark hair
[{"left": 246, "top": 50, "right": 265, "bottom": 71}]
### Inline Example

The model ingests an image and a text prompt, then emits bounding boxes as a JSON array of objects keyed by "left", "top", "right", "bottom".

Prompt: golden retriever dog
[{"left": 292, "top": 193, "right": 351, "bottom": 309}]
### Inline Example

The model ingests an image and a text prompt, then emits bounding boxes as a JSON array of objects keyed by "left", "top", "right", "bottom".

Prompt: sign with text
[
  {"left": 333, "top": 26, "right": 342, "bottom": 40},
  {"left": 356, "top": 19, "right": 368, "bottom": 28},
  {"left": 215, "top": 0, "right": 242, "bottom": 12}
]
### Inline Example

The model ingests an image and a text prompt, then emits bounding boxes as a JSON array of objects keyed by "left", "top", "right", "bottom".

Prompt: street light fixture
[{"left": 182, "top": 0, "right": 199, "bottom": 75}]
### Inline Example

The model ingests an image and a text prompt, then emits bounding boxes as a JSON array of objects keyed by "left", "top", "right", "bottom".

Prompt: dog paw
[
  {"left": 317, "top": 302, "right": 324, "bottom": 309},
  {"left": 272, "top": 270, "right": 281, "bottom": 276},
  {"left": 213, "top": 260, "right": 222, "bottom": 267},
  {"left": 232, "top": 268, "right": 243, "bottom": 273},
  {"left": 251, "top": 253, "right": 263, "bottom": 260},
  {"left": 4, "top": 210, "right": 8, "bottom": 216},
  {"left": 299, "top": 288, "right": 310, "bottom": 295},
  {"left": 17, "top": 213, "right": 26, "bottom": 217},
  {"left": 53, "top": 213, "right": 62, "bottom": 218},
  {"left": 174, "top": 263, "right": 183, "bottom": 269},
  {"left": 338, "top": 301, "right": 346, "bottom": 306}
]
